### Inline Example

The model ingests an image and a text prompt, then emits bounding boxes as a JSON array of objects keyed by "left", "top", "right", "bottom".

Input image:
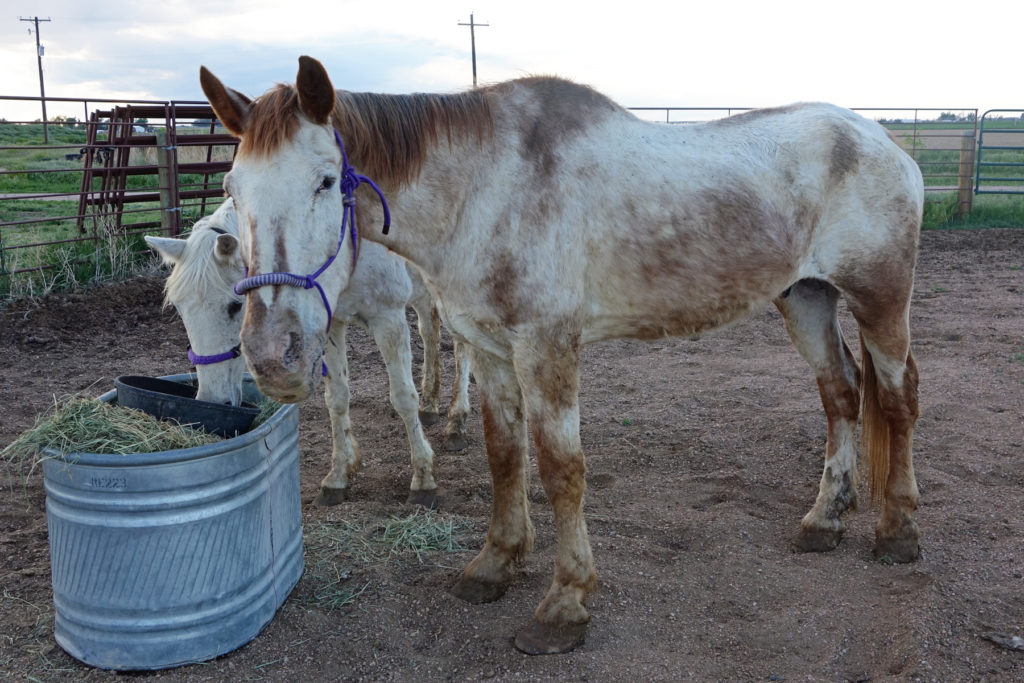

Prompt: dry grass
[
  {"left": 301, "top": 509, "right": 473, "bottom": 610},
  {"left": 0, "top": 396, "right": 221, "bottom": 482}
]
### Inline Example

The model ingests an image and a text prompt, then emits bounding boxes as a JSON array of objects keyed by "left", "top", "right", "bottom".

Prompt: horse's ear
[
  {"left": 145, "top": 235, "right": 187, "bottom": 265},
  {"left": 295, "top": 56, "right": 335, "bottom": 124},
  {"left": 214, "top": 233, "right": 240, "bottom": 263},
  {"left": 199, "top": 66, "right": 252, "bottom": 137}
]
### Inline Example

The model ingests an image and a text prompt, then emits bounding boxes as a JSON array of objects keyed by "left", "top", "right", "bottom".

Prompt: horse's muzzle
[{"left": 240, "top": 310, "right": 317, "bottom": 403}]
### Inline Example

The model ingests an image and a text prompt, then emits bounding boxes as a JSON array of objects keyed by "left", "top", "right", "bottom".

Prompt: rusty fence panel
[{"left": 1, "top": 95, "right": 236, "bottom": 298}]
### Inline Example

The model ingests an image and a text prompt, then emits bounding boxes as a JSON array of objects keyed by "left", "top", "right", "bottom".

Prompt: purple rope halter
[
  {"left": 188, "top": 345, "right": 241, "bottom": 367},
  {"left": 232, "top": 130, "right": 391, "bottom": 333},
  {"left": 231, "top": 131, "right": 390, "bottom": 377}
]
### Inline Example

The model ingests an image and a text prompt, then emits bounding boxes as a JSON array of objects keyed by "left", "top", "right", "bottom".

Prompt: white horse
[
  {"left": 200, "top": 57, "right": 924, "bottom": 654},
  {"left": 145, "top": 199, "right": 472, "bottom": 507}
]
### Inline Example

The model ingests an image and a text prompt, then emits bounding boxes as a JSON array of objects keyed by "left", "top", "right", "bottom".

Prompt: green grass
[
  {"left": 923, "top": 192, "right": 1024, "bottom": 230},
  {"left": 0, "top": 122, "right": 89, "bottom": 146}
]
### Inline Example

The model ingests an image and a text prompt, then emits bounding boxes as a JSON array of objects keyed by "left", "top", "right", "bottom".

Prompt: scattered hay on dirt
[{"left": 301, "top": 509, "right": 471, "bottom": 610}]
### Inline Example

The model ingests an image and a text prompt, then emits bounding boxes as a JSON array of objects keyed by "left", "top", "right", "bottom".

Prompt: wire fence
[
  {"left": 1, "top": 95, "right": 235, "bottom": 298},
  {"left": 2, "top": 95, "right": 1022, "bottom": 300}
]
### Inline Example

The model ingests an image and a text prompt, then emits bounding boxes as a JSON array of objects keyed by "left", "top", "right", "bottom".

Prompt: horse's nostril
[{"left": 283, "top": 332, "right": 303, "bottom": 367}]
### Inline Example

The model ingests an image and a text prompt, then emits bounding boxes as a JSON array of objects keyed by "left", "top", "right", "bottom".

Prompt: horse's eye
[
  {"left": 227, "top": 300, "right": 243, "bottom": 319},
  {"left": 317, "top": 176, "right": 336, "bottom": 193}
]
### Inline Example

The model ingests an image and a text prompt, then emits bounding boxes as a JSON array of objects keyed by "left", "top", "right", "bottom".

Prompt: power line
[
  {"left": 19, "top": 15, "right": 52, "bottom": 143},
  {"left": 457, "top": 13, "right": 489, "bottom": 88}
]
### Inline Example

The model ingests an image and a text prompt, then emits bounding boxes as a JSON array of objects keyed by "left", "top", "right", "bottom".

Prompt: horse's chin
[{"left": 250, "top": 370, "right": 315, "bottom": 404}]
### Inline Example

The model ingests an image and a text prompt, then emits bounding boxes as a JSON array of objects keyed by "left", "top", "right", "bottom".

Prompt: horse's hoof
[
  {"left": 407, "top": 488, "right": 440, "bottom": 509},
  {"left": 792, "top": 526, "right": 843, "bottom": 553},
  {"left": 418, "top": 410, "right": 440, "bottom": 427},
  {"left": 873, "top": 535, "right": 920, "bottom": 564},
  {"left": 514, "top": 618, "right": 587, "bottom": 655},
  {"left": 443, "top": 433, "right": 469, "bottom": 452},
  {"left": 450, "top": 576, "right": 508, "bottom": 604},
  {"left": 312, "top": 486, "right": 349, "bottom": 506}
]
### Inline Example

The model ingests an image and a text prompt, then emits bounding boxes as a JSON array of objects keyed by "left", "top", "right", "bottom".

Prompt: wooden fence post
[
  {"left": 957, "top": 131, "right": 975, "bottom": 218},
  {"left": 155, "top": 129, "right": 177, "bottom": 235}
]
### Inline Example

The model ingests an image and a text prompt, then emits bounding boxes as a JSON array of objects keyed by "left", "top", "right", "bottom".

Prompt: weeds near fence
[{"left": 923, "top": 193, "right": 1024, "bottom": 230}]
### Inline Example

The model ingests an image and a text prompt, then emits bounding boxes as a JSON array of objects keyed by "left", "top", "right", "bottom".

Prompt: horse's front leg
[
  {"left": 443, "top": 340, "right": 471, "bottom": 451},
  {"left": 511, "top": 325, "right": 594, "bottom": 655},
  {"left": 313, "top": 323, "right": 360, "bottom": 506},
  {"left": 367, "top": 311, "right": 439, "bottom": 507},
  {"left": 450, "top": 347, "right": 535, "bottom": 603}
]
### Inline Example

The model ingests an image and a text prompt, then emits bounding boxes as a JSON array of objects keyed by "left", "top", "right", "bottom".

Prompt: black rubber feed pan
[{"left": 114, "top": 375, "right": 260, "bottom": 438}]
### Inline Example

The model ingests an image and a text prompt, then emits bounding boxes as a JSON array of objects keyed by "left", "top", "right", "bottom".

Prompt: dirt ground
[{"left": 1, "top": 227, "right": 1022, "bottom": 682}]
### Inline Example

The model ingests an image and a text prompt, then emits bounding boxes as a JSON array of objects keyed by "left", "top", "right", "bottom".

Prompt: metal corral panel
[{"left": 42, "top": 375, "right": 302, "bottom": 671}]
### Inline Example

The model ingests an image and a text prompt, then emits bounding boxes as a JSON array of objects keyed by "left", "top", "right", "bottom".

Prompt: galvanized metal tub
[{"left": 42, "top": 374, "right": 303, "bottom": 671}]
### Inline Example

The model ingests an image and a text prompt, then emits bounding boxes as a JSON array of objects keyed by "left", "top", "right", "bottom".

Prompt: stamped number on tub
[{"left": 88, "top": 476, "right": 128, "bottom": 490}]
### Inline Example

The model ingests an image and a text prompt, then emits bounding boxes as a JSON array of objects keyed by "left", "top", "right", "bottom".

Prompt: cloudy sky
[{"left": 1, "top": 0, "right": 1019, "bottom": 123}]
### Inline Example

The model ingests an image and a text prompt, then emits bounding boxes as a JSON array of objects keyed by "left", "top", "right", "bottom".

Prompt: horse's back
[{"left": 485, "top": 90, "right": 924, "bottom": 342}]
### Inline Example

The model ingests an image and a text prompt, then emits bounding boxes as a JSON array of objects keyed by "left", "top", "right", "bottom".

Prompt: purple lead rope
[{"left": 232, "top": 131, "right": 391, "bottom": 376}]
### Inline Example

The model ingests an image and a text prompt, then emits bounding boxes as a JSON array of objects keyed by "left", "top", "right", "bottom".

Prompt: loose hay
[
  {"left": 2, "top": 394, "right": 283, "bottom": 491},
  {"left": 301, "top": 509, "right": 473, "bottom": 610},
  {"left": 252, "top": 396, "right": 282, "bottom": 428}
]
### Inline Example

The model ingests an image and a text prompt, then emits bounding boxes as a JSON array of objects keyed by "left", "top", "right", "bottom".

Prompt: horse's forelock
[
  {"left": 163, "top": 225, "right": 237, "bottom": 308},
  {"left": 237, "top": 84, "right": 301, "bottom": 158}
]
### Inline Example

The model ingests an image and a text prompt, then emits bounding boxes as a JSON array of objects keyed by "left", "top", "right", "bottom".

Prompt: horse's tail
[{"left": 860, "top": 330, "right": 889, "bottom": 504}]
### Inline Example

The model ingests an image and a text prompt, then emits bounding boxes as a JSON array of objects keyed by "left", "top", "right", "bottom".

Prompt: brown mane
[{"left": 239, "top": 83, "right": 494, "bottom": 189}]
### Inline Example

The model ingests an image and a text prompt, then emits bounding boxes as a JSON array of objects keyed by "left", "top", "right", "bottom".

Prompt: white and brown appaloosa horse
[
  {"left": 145, "top": 198, "right": 472, "bottom": 508},
  {"left": 200, "top": 56, "right": 924, "bottom": 654}
]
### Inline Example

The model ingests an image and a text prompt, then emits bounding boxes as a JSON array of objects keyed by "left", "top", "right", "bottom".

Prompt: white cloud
[{"left": 0, "top": 0, "right": 1020, "bottom": 122}]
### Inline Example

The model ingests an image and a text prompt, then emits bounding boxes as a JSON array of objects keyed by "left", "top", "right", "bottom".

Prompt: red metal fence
[{"left": 1, "top": 95, "right": 236, "bottom": 297}]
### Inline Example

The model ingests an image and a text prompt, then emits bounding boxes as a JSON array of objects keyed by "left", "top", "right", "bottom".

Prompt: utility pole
[
  {"left": 20, "top": 16, "right": 51, "bottom": 143},
  {"left": 457, "top": 13, "right": 488, "bottom": 88}
]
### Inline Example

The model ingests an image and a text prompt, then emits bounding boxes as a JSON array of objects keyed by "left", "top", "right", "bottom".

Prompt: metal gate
[{"left": 974, "top": 109, "right": 1024, "bottom": 195}]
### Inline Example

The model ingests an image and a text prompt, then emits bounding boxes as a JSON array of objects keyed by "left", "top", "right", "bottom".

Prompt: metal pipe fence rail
[
  {"left": 1, "top": 95, "right": 236, "bottom": 297},
  {"left": 2, "top": 95, "right": 1022, "bottom": 299},
  {"left": 975, "top": 109, "right": 1024, "bottom": 195}
]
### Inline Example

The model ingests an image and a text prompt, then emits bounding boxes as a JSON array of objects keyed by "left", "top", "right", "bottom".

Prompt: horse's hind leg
[
  {"left": 407, "top": 273, "right": 442, "bottom": 426},
  {"left": 852, "top": 313, "right": 921, "bottom": 562},
  {"left": 775, "top": 279, "right": 861, "bottom": 552},
  {"left": 443, "top": 340, "right": 471, "bottom": 451},
  {"left": 834, "top": 242, "right": 921, "bottom": 562}
]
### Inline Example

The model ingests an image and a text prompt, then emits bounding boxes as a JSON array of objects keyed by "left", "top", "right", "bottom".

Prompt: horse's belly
[{"left": 583, "top": 296, "right": 768, "bottom": 344}]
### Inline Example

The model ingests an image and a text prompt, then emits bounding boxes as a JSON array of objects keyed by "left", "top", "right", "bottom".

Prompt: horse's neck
[{"left": 361, "top": 143, "right": 479, "bottom": 281}]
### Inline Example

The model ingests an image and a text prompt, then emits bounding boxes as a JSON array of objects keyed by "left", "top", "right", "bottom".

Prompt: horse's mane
[
  {"left": 163, "top": 202, "right": 239, "bottom": 307},
  {"left": 239, "top": 83, "right": 494, "bottom": 189}
]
